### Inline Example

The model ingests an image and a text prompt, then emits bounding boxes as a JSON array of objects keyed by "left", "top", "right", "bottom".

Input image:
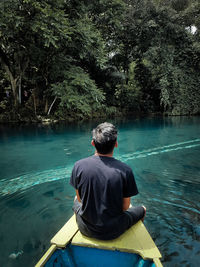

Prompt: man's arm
[
  {"left": 123, "top": 197, "right": 131, "bottom": 211},
  {"left": 76, "top": 189, "right": 81, "bottom": 203}
]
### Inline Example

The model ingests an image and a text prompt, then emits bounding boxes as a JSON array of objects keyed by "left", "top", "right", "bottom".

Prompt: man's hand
[{"left": 141, "top": 205, "right": 146, "bottom": 222}]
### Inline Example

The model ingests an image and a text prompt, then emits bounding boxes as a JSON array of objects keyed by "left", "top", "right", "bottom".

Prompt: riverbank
[
  {"left": 0, "top": 109, "right": 142, "bottom": 124},
  {"left": 1, "top": 105, "right": 199, "bottom": 125},
  {"left": 0, "top": 107, "right": 191, "bottom": 125}
]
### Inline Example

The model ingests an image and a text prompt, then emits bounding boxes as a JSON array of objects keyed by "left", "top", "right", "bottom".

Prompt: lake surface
[{"left": 0, "top": 117, "right": 200, "bottom": 267}]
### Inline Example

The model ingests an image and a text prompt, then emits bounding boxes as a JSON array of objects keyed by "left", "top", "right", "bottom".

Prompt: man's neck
[{"left": 94, "top": 151, "right": 113, "bottom": 157}]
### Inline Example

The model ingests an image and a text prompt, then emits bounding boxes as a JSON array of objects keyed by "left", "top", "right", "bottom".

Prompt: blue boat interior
[{"left": 45, "top": 244, "right": 156, "bottom": 267}]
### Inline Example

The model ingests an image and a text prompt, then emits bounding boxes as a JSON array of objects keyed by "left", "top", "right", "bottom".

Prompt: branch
[{"left": 47, "top": 96, "right": 57, "bottom": 115}]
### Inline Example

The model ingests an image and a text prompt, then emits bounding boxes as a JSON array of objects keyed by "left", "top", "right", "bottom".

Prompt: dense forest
[{"left": 0, "top": 0, "right": 200, "bottom": 122}]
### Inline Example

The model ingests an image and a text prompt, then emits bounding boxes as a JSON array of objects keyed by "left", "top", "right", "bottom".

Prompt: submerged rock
[{"left": 9, "top": 250, "right": 23, "bottom": 259}]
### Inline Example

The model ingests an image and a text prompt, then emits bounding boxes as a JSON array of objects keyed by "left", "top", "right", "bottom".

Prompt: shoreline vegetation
[
  {"left": 0, "top": 108, "right": 148, "bottom": 124},
  {"left": 0, "top": 0, "right": 200, "bottom": 123},
  {"left": 0, "top": 111, "right": 198, "bottom": 125}
]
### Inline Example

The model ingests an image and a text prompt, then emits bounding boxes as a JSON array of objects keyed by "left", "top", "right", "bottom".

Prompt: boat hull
[{"left": 35, "top": 214, "right": 162, "bottom": 267}]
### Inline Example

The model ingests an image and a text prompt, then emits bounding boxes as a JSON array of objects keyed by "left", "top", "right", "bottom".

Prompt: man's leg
[{"left": 124, "top": 205, "right": 146, "bottom": 228}]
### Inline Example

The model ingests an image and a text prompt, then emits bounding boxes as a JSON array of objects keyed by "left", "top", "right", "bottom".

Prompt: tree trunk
[
  {"left": 44, "top": 99, "right": 49, "bottom": 114},
  {"left": 18, "top": 76, "right": 22, "bottom": 105},
  {"left": 5, "top": 65, "right": 19, "bottom": 106},
  {"left": 0, "top": 56, "right": 19, "bottom": 106},
  {"left": 0, "top": 47, "right": 29, "bottom": 107},
  {"left": 32, "top": 89, "right": 37, "bottom": 116}
]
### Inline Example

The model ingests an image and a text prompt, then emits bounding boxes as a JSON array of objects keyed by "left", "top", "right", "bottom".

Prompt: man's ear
[
  {"left": 115, "top": 141, "right": 118, "bottom": 148},
  {"left": 91, "top": 140, "right": 95, "bottom": 147}
]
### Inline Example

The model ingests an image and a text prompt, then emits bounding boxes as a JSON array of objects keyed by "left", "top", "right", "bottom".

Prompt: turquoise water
[{"left": 0, "top": 117, "right": 200, "bottom": 266}]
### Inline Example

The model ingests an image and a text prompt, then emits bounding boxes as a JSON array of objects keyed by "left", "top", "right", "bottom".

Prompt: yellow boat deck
[{"left": 36, "top": 215, "right": 162, "bottom": 267}]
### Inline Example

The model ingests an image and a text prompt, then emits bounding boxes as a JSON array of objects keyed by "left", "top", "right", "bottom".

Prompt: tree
[
  {"left": 0, "top": 0, "right": 71, "bottom": 108},
  {"left": 116, "top": 0, "right": 200, "bottom": 114},
  {"left": 115, "top": 62, "right": 142, "bottom": 111},
  {"left": 51, "top": 66, "right": 105, "bottom": 118}
]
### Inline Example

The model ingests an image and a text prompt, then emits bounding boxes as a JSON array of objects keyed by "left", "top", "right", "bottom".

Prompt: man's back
[{"left": 70, "top": 155, "right": 138, "bottom": 239}]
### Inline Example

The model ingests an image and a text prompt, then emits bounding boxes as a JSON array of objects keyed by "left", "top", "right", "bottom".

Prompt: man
[{"left": 70, "top": 122, "right": 146, "bottom": 240}]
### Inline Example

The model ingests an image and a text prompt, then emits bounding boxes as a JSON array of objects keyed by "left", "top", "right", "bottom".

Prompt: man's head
[{"left": 92, "top": 122, "right": 118, "bottom": 155}]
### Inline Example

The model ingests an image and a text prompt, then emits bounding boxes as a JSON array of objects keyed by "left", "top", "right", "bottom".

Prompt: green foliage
[
  {"left": 69, "top": 14, "right": 107, "bottom": 68},
  {"left": 0, "top": 100, "right": 8, "bottom": 111},
  {"left": 0, "top": 0, "right": 200, "bottom": 121},
  {"left": 116, "top": 0, "right": 200, "bottom": 115},
  {"left": 27, "top": 0, "right": 71, "bottom": 48},
  {"left": 115, "top": 62, "right": 142, "bottom": 111},
  {"left": 160, "top": 65, "right": 200, "bottom": 115},
  {"left": 0, "top": 0, "right": 71, "bottom": 108},
  {"left": 51, "top": 66, "right": 105, "bottom": 118}
]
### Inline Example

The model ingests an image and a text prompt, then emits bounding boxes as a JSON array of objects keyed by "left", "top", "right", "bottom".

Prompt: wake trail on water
[
  {"left": 0, "top": 167, "right": 73, "bottom": 196},
  {"left": 1, "top": 139, "right": 200, "bottom": 196},
  {"left": 117, "top": 138, "right": 200, "bottom": 162}
]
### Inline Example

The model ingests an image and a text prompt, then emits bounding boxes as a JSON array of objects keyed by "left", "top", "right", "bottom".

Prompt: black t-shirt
[{"left": 70, "top": 155, "right": 138, "bottom": 238}]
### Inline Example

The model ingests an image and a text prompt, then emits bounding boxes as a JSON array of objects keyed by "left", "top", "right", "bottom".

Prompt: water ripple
[{"left": 152, "top": 198, "right": 200, "bottom": 215}]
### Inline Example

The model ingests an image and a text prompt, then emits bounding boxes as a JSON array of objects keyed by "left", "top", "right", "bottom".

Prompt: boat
[{"left": 35, "top": 214, "right": 163, "bottom": 267}]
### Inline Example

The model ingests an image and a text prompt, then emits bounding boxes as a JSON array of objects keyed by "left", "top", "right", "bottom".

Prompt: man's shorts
[{"left": 73, "top": 199, "right": 145, "bottom": 240}]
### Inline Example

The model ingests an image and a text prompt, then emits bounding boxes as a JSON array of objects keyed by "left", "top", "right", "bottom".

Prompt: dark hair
[{"left": 92, "top": 122, "right": 118, "bottom": 154}]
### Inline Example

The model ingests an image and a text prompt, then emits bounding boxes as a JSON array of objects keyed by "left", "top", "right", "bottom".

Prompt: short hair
[{"left": 92, "top": 122, "right": 118, "bottom": 154}]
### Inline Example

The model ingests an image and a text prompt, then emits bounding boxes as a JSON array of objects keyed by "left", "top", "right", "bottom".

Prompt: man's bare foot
[{"left": 141, "top": 205, "right": 146, "bottom": 222}]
